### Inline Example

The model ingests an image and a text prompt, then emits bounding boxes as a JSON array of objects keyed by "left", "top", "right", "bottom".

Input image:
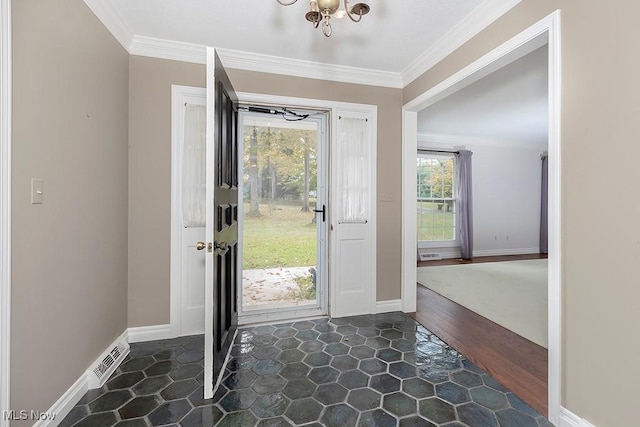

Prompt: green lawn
[
  {"left": 243, "top": 203, "right": 317, "bottom": 269},
  {"left": 417, "top": 201, "right": 455, "bottom": 241},
  {"left": 242, "top": 201, "right": 454, "bottom": 268}
]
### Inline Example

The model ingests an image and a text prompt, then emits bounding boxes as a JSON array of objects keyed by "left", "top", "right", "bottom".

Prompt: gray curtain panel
[
  {"left": 456, "top": 150, "right": 473, "bottom": 259},
  {"left": 540, "top": 154, "right": 548, "bottom": 254}
]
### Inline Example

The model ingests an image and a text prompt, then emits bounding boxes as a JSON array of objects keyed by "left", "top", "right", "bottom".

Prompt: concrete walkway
[{"left": 242, "top": 266, "right": 316, "bottom": 311}]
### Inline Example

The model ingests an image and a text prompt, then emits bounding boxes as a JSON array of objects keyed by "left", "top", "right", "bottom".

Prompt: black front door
[{"left": 209, "top": 51, "right": 239, "bottom": 392}]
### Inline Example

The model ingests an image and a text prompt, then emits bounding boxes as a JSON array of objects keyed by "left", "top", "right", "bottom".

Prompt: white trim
[
  {"left": 559, "top": 407, "right": 597, "bottom": 427},
  {"left": 401, "top": 109, "right": 419, "bottom": 314},
  {"left": 236, "top": 109, "right": 329, "bottom": 322},
  {"left": 128, "top": 36, "right": 402, "bottom": 88},
  {"left": 402, "top": 10, "right": 562, "bottom": 425},
  {"left": 237, "top": 92, "right": 378, "bottom": 319},
  {"left": 127, "top": 324, "right": 172, "bottom": 343},
  {"left": 376, "top": 300, "right": 402, "bottom": 314},
  {"left": 239, "top": 308, "right": 326, "bottom": 327},
  {"left": 237, "top": 92, "right": 377, "bottom": 113},
  {"left": 130, "top": 36, "right": 206, "bottom": 65},
  {"left": 170, "top": 85, "right": 206, "bottom": 339},
  {"left": 82, "top": 0, "right": 133, "bottom": 50},
  {"left": 401, "top": 0, "right": 522, "bottom": 85},
  {"left": 32, "top": 372, "right": 87, "bottom": 427},
  {"left": 217, "top": 48, "right": 402, "bottom": 89},
  {"left": 33, "top": 330, "right": 129, "bottom": 427},
  {"left": 472, "top": 248, "right": 541, "bottom": 257},
  {"left": 417, "top": 132, "right": 548, "bottom": 151},
  {"left": 546, "top": 12, "right": 562, "bottom": 423},
  {"left": 203, "top": 47, "right": 216, "bottom": 400},
  {"left": 0, "top": 0, "right": 11, "bottom": 424}
]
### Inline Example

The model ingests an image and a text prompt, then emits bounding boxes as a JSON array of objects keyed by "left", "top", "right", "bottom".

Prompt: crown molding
[
  {"left": 128, "top": 35, "right": 403, "bottom": 88},
  {"left": 401, "top": 0, "right": 522, "bottom": 86},
  {"left": 129, "top": 35, "right": 207, "bottom": 64},
  {"left": 216, "top": 47, "right": 403, "bottom": 89},
  {"left": 83, "top": 0, "right": 133, "bottom": 50},
  {"left": 417, "top": 132, "right": 547, "bottom": 151}
]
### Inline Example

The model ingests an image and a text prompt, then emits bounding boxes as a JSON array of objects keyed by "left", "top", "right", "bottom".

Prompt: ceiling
[
  {"left": 86, "top": 0, "right": 545, "bottom": 146},
  {"left": 89, "top": 0, "right": 492, "bottom": 77},
  {"left": 418, "top": 45, "right": 549, "bottom": 148}
]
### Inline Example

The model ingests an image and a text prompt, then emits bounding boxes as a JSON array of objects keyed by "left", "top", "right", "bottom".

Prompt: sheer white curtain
[
  {"left": 182, "top": 104, "right": 206, "bottom": 227},
  {"left": 339, "top": 117, "right": 368, "bottom": 223}
]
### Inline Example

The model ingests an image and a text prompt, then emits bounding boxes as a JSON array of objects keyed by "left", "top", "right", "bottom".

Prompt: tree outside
[
  {"left": 417, "top": 156, "right": 456, "bottom": 241},
  {"left": 241, "top": 123, "right": 320, "bottom": 310},
  {"left": 243, "top": 125, "right": 318, "bottom": 216}
]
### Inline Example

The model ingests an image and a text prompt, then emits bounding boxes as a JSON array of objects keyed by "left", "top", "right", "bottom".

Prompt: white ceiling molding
[
  {"left": 83, "top": 0, "right": 133, "bottom": 50},
  {"left": 216, "top": 48, "right": 403, "bottom": 89},
  {"left": 417, "top": 132, "right": 547, "bottom": 151},
  {"left": 401, "top": 0, "right": 522, "bottom": 86},
  {"left": 129, "top": 36, "right": 206, "bottom": 64},
  {"left": 128, "top": 35, "right": 403, "bottom": 88}
]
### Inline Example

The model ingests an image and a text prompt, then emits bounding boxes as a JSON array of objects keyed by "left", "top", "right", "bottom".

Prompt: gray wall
[
  {"left": 405, "top": 0, "right": 640, "bottom": 425},
  {"left": 11, "top": 0, "right": 129, "bottom": 418},
  {"left": 128, "top": 56, "right": 205, "bottom": 328}
]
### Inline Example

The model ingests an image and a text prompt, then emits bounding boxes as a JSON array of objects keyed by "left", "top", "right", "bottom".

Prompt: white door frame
[
  {"left": 236, "top": 108, "right": 329, "bottom": 324},
  {"left": 236, "top": 92, "right": 377, "bottom": 320},
  {"left": 170, "top": 90, "right": 379, "bottom": 328},
  {"left": 170, "top": 85, "right": 207, "bottom": 338},
  {"left": 401, "top": 11, "right": 562, "bottom": 424},
  {"left": 0, "top": 0, "right": 11, "bottom": 423}
]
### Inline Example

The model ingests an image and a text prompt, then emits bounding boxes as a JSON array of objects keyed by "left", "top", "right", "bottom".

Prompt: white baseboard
[
  {"left": 127, "top": 324, "right": 172, "bottom": 343},
  {"left": 376, "top": 299, "right": 403, "bottom": 314},
  {"left": 35, "top": 330, "right": 129, "bottom": 426},
  {"left": 472, "top": 247, "right": 541, "bottom": 257},
  {"left": 32, "top": 373, "right": 87, "bottom": 427},
  {"left": 559, "top": 407, "right": 596, "bottom": 427},
  {"left": 86, "top": 331, "right": 129, "bottom": 389}
]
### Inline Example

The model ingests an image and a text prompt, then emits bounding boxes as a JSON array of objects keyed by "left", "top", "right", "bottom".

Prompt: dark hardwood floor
[
  {"left": 412, "top": 254, "right": 548, "bottom": 416},
  {"left": 417, "top": 252, "right": 548, "bottom": 267}
]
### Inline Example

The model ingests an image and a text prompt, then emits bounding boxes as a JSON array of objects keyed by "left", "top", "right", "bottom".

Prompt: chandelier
[{"left": 276, "top": 0, "right": 371, "bottom": 37}]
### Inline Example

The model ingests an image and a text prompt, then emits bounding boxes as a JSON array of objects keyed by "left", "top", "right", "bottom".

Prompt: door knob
[
  {"left": 214, "top": 241, "right": 228, "bottom": 251},
  {"left": 196, "top": 241, "right": 208, "bottom": 251}
]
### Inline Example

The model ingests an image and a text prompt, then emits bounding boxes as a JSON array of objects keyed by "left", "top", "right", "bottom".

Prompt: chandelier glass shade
[{"left": 276, "top": 0, "right": 370, "bottom": 37}]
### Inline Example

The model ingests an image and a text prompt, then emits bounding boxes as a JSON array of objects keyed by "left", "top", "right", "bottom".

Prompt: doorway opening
[
  {"left": 237, "top": 105, "right": 329, "bottom": 323},
  {"left": 402, "top": 11, "right": 561, "bottom": 423}
]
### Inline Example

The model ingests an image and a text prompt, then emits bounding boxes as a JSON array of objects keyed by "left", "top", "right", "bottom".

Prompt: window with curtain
[
  {"left": 417, "top": 153, "right": 456, "bottom": 241},
  {"left": 339, "top": 117, "right": 368, "bottom": 223},
  {"left": 182, "top": 103, "right": 206, "bottom": 227}
]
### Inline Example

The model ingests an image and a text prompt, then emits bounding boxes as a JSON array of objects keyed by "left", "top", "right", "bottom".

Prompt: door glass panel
[{"left": 240, "top": 112, "right": 323, "bottom": 312}]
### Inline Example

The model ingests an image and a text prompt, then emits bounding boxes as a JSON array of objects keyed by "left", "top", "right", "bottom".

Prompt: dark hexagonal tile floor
[{"left": 60, "top": 312, "right": 550, "bottom": 426}]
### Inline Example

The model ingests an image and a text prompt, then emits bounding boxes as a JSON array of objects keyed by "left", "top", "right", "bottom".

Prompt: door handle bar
[{"left": 314, "top": 205, "right": 326, "bottom": 222}]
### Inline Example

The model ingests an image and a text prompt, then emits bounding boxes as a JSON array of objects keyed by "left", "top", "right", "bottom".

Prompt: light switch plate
[{"left": 31, "top": 178, "right": 43, "bottom": 204}]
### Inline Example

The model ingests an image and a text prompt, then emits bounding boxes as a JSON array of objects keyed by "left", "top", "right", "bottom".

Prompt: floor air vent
[
  {"left": 87, "top": 339, "right": 129, "bottom": 389},
  {"left": 418, "top": 249, "right": 442, "bottom": 262}
]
